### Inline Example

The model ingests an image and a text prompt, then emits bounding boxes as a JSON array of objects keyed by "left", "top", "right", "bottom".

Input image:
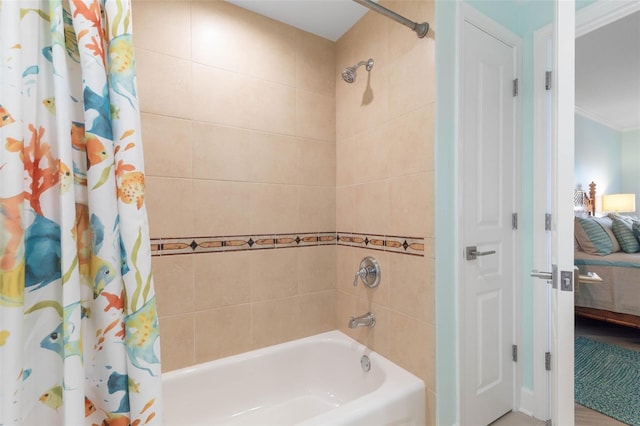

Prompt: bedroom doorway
[
  {"left": 533, "top": 0, "right": 640, "bottom": 418},
  {"left": 534, "top": 1, "right": 640, "bottom": 418},
  {"left": 458, "top": 4, "right": 522, "bottom": 425},
  {"left": 573, "top": 1, "right": 640, "bottom": 424}
]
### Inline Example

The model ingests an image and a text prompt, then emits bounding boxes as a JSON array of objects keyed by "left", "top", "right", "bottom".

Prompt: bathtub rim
[
  {"left": 162, "top": 329, "right": 419, "bottom": 383},
  {"left": 162, "top": 329, "right": 426, "bottom": 426}
]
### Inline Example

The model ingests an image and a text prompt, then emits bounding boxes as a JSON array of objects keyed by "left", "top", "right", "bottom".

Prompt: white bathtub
[{"left": 162, "top": 330, "right": 425, "bottom": 426}]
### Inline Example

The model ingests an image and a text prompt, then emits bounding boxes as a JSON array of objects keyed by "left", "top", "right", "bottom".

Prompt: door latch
[
  {"left": 531, "top": 265, "right": 573, "bottom": 291},
  {"left": 465, "top": 246, "right": 497, "bottom": 261},
  {"left": 531, "top": 265, "right": 557, "bottom": 288},
  {"left": 530, "top": 270, "right": 552, "bottom": 280}
]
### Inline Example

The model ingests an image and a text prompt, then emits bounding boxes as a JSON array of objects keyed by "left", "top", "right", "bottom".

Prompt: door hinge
[
  {"left": 545, "top": 213, "right": 552, "bottom": 231},
  {"left": 512, "top": 344, "right": 518, "bottom": 362},
  {"left": 545, "top": 352, "right": 551, "bottom": 371},
  {"left": 513, "top": 78, "right": 519, "bottom": 97},
  {"left": 512, "top": 213, "right": 518, "bottom": 230},
  {"left": 545, "top": 71, "right": 552, "bottom": 91}
]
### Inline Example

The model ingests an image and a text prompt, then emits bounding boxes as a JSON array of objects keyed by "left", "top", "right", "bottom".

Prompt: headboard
[{"left": 574, "top": 181, "right": 596, "bottom": 216}]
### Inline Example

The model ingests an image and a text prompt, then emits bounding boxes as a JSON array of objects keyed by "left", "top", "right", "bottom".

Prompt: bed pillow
[
  {"left": 611, "top": 217, "right": 640, "bottom": 253},
  {"left": 574, "top": 217, "right": 615, "bottom": 256},
  {"left": 609, "top": 213, "right": 639, "bottom": 222},
  {"left": 632, "top": 221, "right": 640, "bottom": 242},
  {"left": 592, "top": 217, "right": 621, "bottom": 253}
]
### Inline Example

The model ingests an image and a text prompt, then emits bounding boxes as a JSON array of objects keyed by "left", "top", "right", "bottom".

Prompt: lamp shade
[{"left": 602, "top": 193, "right": 636, "bottom": 213}]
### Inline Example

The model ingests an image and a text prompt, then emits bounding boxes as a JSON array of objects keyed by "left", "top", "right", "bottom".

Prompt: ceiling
[
  {"left": 226, "top": 0, "right": 369, "bottom": 41},
  {"left": 576, "top": 10, "right": 640, "bottom": 132},
  {"left": 227, "top": 1, "right": 639, "bottom": 132}
]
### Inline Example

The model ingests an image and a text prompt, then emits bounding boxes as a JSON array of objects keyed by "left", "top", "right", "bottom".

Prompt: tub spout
[{"left": 349, "top": 312, "right": 376, "bottom": 328}]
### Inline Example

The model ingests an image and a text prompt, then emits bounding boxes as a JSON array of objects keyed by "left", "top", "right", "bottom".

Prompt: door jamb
[{"left": 456, "top": 4, "right": 523, "bottom": 423}]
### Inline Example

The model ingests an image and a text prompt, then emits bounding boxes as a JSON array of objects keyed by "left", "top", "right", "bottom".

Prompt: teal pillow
[
  {"left": 574, "top": 217, "right": 614, "bottom": 256},
  {"left": 592, "top": 217, "right": 621, "bottom": 253},
  {"left": 611, "top": 217, "right": 640, "bottom": 253},
  {"left": 632, "top": 221, "right": 640, "bottom": 241}
]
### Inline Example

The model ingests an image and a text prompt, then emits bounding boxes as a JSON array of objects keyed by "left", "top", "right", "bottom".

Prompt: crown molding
[
  {"left": 574, "top": 106, "right": 623, "bottom": 132},
  {"left": 576, "top": 0, "right": 640, "bottom": 37}
]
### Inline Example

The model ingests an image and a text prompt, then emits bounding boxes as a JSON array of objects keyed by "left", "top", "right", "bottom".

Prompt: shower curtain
[{"left": 0, "top": 0, "right": 162, "bottom": 424}]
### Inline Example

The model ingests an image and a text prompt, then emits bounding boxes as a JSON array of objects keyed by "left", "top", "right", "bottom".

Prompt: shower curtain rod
[{"left": 352, "top": 0, "right": 429, "bottom": 38}]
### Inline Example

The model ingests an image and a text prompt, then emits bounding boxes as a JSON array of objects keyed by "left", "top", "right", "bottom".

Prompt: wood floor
[
  {"left": 490, "top": 410, "right": 544, "bottom": 426},
  {"left": 492, "top": 406, "right": 628, "bottom": 426},
  {"left": 575, "top": 315, "right": 639, "bottom": 352},
  {"left": 489, "top": 316, "right": 639, "bottom": 426}
]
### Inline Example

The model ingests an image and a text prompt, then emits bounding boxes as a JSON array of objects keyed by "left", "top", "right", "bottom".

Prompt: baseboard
[{"left": 519, "top": 388, "right": 535, "bottom": 417}]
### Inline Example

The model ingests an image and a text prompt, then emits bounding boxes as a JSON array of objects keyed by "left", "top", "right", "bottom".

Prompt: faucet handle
[
  {"left": 353, "top": 267, "right": 366, "bottom": 287},
  {"left": 353, "top": 257, "right": 381, "bottom": 288}
]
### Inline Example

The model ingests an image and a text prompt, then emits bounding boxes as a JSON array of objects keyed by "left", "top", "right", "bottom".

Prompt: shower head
[
  {"left": 341, "top": 58, "right": 374, "bottom": 83},
  {"left": 341, "top": 67, "right": 357, "bottom": 84}
]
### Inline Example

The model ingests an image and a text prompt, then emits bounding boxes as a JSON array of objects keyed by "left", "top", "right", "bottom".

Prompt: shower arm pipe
[{"left": 351, "top": 0, "right": 429, "bottom": 38}]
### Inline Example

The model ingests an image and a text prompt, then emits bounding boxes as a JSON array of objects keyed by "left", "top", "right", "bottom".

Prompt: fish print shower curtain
[{"left": 0, "top": 0, "right": 162, "bottom": 424}]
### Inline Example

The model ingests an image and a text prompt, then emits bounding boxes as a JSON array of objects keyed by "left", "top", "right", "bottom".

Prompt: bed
[{"left": 574, "top": 182, "right": 640, "bottom": 329}]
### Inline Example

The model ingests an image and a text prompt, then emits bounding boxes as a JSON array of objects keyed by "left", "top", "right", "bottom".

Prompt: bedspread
[{"left": 575, "top": 251, "right": 640, "bottom": 316}]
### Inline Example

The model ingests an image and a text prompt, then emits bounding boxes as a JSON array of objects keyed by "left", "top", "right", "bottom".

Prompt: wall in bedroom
[
  {"left": 574, "top": 112, "right": 622, "bottom": 196},
  {"left": 621, "top": 129, "right": 640, "bottom": 215}
]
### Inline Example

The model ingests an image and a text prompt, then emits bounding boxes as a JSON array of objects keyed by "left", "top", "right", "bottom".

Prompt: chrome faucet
[
  {"left": 348, "top": 312, "right": 376, "bottom": 328},
  {"left": 353, "top": 257, "right": 381, "bottom": 288}
]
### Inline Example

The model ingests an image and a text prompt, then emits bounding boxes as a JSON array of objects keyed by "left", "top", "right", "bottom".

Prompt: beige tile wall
[
  {"left": 134, "top": 1, "right": 436, "bottom": 423},
  {"left": 133, "top": 0, "right": 337, "bottom": 372},
  {"left": 335, "top": 1, "right": 436, "bottom": 424}
]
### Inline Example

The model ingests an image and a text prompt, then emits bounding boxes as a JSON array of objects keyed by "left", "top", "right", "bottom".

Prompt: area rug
[{"left": 575, "top": 336, "right": 640, "bottom": 426}]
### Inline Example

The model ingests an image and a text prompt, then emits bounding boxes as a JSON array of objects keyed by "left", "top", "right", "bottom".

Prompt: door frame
[
  {"left": 456, "top": 3, "right": 523, "bottom": 423},
  {"left": 531, "top": 0, "right": 640, "bottom": 420}
]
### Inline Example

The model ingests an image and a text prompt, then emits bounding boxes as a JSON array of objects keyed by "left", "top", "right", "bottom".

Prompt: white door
[
  {"left": 533, "top": 3, "right": 576, "bottom": 425},
  {"left": 532, "top": 24, "right": 553, "bottom": 423},
  {"left": 460, "top": 10, "right": 521, "bottom": 426},
  {"left": 550, "top": 2, "right": 576, "bottom": 424}
]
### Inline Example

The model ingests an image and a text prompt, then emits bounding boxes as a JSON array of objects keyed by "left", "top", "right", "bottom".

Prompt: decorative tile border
[
  {"left": 151, "top": 231, "right": 423, "bottom": 257},
  {"left": 337, "top": 232, "right": 425, "bottom": 256},
  {"left": 151, "top": 232, "right": 337, "bottom": 256}
]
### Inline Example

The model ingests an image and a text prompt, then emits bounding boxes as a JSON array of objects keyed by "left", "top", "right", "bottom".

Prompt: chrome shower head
[
  {"left": 341, "top": 58, "right": 374, "bottom": 83},
  {"left": 342, "top": 67, "right": 357, "bottom": 84}
]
